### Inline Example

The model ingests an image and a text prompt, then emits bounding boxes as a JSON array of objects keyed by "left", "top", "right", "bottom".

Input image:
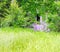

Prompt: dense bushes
[
  {"left": 1, "top": 0, "right": 34, "bottom": 27},
  {"left": 0, "top": 0, "right": 60, "bottom": 32},
  {"left": 48, "top": 13, "right": 60, "bottom": 32}
]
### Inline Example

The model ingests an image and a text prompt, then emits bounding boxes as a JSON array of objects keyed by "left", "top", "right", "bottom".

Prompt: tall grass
[{"left": 0, "top": 28, "right": 60, "bottom": 52}]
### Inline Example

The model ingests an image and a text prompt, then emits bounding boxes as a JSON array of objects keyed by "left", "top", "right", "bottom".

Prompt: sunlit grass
[{"left": 0, "top": 28, "right": 60, "bottom": 52}]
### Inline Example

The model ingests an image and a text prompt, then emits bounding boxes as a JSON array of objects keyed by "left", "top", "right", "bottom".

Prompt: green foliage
[
  {"left": 1, "top": 0, "right": 34, "bottom": 27},
  {"left": 2, "top": 0, "right": 25, "bottom": 27},
  {"left": 48, "top": 13, "right": 60, "bottom": 32},
  {"left": 0, "top": 0, "right": 60, "bottom": 31},
  {"left": 0, "top": 0, "right": 10, "bottom": 27}
]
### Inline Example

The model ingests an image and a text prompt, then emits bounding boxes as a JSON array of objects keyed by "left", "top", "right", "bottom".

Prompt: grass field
[{"left": 0, "top": 28, "right": 60, "bottom": 52}]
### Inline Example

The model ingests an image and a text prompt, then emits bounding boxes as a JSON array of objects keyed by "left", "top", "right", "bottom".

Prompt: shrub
[
  {"left": 1, "top": 0, "right": 34, "bottom": 28},
  {"left": 48, "top": 13, "right": 60, "bottom": 32}
]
